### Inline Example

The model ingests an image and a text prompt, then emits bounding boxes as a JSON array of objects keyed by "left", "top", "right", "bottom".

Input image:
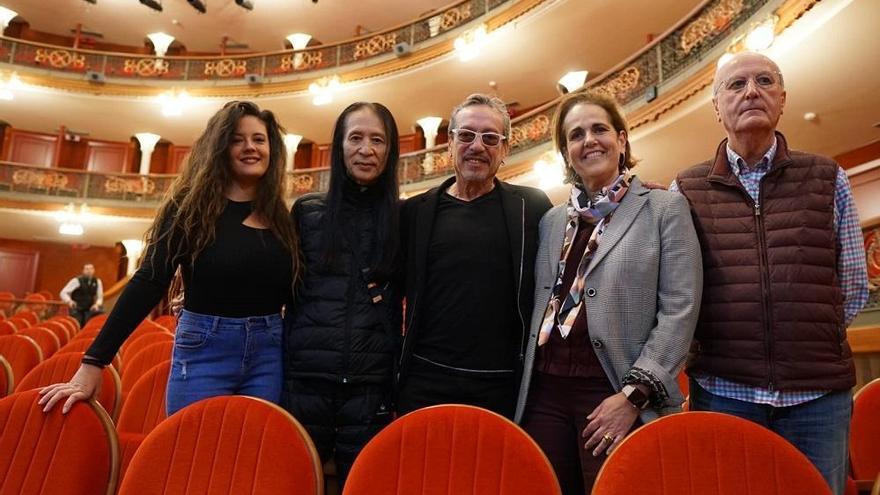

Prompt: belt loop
[{"left": 211, "top": 315, "right": 220, "bottom": 334}]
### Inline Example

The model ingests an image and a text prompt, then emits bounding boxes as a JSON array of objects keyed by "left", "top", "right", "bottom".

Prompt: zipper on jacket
[
  {"left": 341, "top": 252, "right": 357, "bottom": 384},
  {"left": 397, "top": 295, "right": 418, "bottom": 381},
  {"left": 753, "top": 196, "right": 775, "bottom": 390},
  {"left": 516, "top": 198, "right": 526, "bottom": 363}
]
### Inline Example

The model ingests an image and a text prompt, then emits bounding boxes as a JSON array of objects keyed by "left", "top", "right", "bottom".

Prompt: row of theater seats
[
  {"left": 1, "top": 310, "right": 878, "bottom": 494},
  {"left": 0, "top": 311, "right": 179, "bottom": 483},
  {"left": 4, "top": 391, "right": 875, "bottom": 495}
]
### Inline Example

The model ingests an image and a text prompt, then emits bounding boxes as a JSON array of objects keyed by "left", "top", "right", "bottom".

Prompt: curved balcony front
[
  {"left": 0, "top": 0, "right": 825, "bottom": 211},
  {"left": 0, "top": 0, "right": 532, "bottom": 96}
]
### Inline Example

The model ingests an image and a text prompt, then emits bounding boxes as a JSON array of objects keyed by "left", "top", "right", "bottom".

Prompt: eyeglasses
[
  {"left": 715, "top": 71, "right": 782, "bottom": 94},
  {"left": 451, "top": 128, "right": 507, "bottom": 147}
]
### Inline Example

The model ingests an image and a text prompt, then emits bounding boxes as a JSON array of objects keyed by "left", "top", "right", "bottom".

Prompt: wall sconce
[
  {"left": 454, "top": 24, "right": 488, "bottom": 62},
  {"left": 557, "top": 71, "right": 589, "bottom": 94},
  {"left": 135, "top": 132, "right": 161, "bottom": 175},
  {"left": 286, "top": 33, "right": 312, "bottom": 70},
  {"left": 0, "top": 6, "right": 17, "bottom": 33},
  {"left": 120, "top": 239, "right": 145, "bottom": 275},
  {"left": 417, "top": 116, "right": 443, "bottom": 174},
  {"left": 148, "top": 32, "right": 175, "bottom": 57},
  {"left": 286, "top": 33, "right": 311, "bottom": 50},
  {"left": 308, "top": 75, "right": 340, "bottom": 106}
]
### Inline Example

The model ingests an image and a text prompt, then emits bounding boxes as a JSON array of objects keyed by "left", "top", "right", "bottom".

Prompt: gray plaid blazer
[{"left": 514, "top": 177, "right": 703, "bottom": 424}]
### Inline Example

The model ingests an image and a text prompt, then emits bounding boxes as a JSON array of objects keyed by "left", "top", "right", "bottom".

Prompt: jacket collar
[{"left": 709, "top": 131, "right": 793, "bottom": 185}]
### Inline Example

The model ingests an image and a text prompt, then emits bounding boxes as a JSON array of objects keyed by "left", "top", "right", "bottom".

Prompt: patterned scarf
[{"left": 538, "top": 172, "right": 631, "bottom": 346}]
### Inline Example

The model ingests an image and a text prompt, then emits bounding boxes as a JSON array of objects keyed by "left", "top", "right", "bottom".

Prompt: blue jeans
[
  {"left": 690, "top": 379, "right": 852, "bottom": 495},
  {"left": 166, "top": 309, "right": 283, "bottom": 416}
]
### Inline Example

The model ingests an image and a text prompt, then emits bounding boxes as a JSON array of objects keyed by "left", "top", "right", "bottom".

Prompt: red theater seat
[
  {"left": 119, "top": 323, "right": 171, "bottom": 358},
  {"left": 121, "top": 331, "right": 173, "bottom": 364},
  {"left": 343, "top": 404, "right": 561, "bottom": 495},
  {"left": 852, "top": 378, "right": 880, "bottom": 488},
  {"left": 118, "top": 395, "right": 323, "bottom": 495},
  {"left": 16, "top": 352, "right": 122, "bottom": 421},
  {"left": 0, "top": 334, "right": 43, "bottom": 391},
  {"left": 593, "top": 411, "right": 831, "bottom": 494},
  {"left": 0, "top": 356, "right": 11, "bottom": 398},
  {"left": 120, "top": 341, "right": 172, "bottom": 398},
  {"left": 83, "top": 313, "right": 109, "bottom": 330},
  {"left": 116, "top": 360, "right": 171, "bottom": 482},
  {"left": 153, "top": 315, "right": 177, "bottom": 332},
  {"left": 17, "top": 326, "right": 61, "bottom": 359},
  {"left": 0, "top": 389, "right": 119, "bottom": 495},
  {"left": 0, "top": 320, "right": 15, "bottom": 336},
  {"left": 38, "top": 320, "right": 70, "bottom": 347},
  {"left": 15, "top": 309, "right": 39, "bottom": 325}
]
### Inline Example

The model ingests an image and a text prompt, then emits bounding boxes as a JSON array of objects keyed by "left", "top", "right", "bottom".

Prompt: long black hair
[{"left": 320, "top": 102, "right": 400, "bottom": 281}]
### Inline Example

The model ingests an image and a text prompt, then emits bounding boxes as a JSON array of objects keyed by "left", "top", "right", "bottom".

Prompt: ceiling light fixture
[
  {"left": 55, "top": 203, "right": 93, "bottom": 236},
  {"left": 0, "top": 71, "right": 22, "bottom": 101},
  {"left": 157, "top": 89, "right": 191, "bottom": 117},
  {"left": 454, "top": 24, "right": 489, "bottom": 62},
  {"left": 139, "top": 0, "right": 163, "bottom": 12},
  {"left": 717, "top": 51, "right": 735, "bottom": 68},
  {"left": 744, "top": 15, "right": 778, "bottom": 51},
  {"left": 59, "top": 223, "right": 84, "bottom": 236},
  {"left": 557, "top": 71, "right": 589, "bottom": 94},
  {"left": 308, "top": 75, "right": 340, "bottom": 106},
  {"left": 147, "top": 32, "right": 175, "bottom": 58},
  {"left": 0, "top": 6, "right": 17, "bottom": 33},
  {"left": 533, "top": 153, "right": 565, "bottom": 191},
  {"left": 286, "top": 33, "right": 311, "bottom": 50},
  {"left": 234, "top": 0, "right": 254, "bottom": 11},
  {"left": 187, "top": 0, "right": 206, "bottom": 13}
]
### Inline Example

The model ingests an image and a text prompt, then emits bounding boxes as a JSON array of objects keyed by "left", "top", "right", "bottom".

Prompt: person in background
[
  {"left": 516, "top": 91, "right": 702, "bottom": 493},
  {"left": 60, "top": 263, "right": 104, "bottom": 327},
  {"left": 39, "top": 101, "right": 299, "bottom": 416}
]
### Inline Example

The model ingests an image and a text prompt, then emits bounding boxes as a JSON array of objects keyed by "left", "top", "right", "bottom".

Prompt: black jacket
[
  {"left": 283, "top": 190, "right": 399, "bottom": 386},
  {"left": 398, "top": 177, "right": 552, "bottom": 384}
]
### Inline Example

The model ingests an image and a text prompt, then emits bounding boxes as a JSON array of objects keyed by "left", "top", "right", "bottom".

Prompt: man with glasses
[
  {"left": 671, "top": 52, "right": 867, "bottom": 495},
  {"left": 397, "top": 93, "right": 552, "bottom": 418}
]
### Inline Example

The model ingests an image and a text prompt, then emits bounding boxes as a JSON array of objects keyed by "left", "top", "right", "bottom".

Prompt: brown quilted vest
[{"left": 676, "top": 133, "right": 854, "bottom": 391}]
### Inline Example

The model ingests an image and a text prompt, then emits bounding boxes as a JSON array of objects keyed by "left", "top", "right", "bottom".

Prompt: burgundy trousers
[{"left": 521, "top": 372, "right": 640, "bottom": 495}]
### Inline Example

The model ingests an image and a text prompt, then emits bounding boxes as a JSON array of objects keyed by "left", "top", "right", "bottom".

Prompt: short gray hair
[{"left": 449, "top": 93, "right": 511, "bottom": 139}]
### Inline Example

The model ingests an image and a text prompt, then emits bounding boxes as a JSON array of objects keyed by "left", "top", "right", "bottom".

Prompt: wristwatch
[{"left": 622, "top": 384, "right": 650, "bottom": 410}]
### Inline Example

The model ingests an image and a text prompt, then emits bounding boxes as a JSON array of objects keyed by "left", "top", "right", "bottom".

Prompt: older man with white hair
[{"left": 671, "top": 51, "right": 868, "bottom": 495}]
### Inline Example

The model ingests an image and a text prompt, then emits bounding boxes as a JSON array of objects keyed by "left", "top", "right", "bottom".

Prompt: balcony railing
[
  {"left": 0, "top": 0, "right": 510, "bottom": 82},
  {"left": 0, "top": 0, "right": 785, "bottom": 206}
]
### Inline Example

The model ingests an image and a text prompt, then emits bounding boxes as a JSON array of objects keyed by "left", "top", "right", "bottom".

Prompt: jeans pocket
[{"left": 174, "top": 321, "right": 213, "bottom": 349}]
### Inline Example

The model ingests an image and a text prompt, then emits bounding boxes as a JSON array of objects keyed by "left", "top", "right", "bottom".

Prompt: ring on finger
[{"left": 602, "top": 433, "right": 614, "bottom": 443}]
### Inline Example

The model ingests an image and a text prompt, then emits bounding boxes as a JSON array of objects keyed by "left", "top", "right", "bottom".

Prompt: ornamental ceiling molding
[{"left": 1, "top": 0, "right": 547, "bottom": 99}]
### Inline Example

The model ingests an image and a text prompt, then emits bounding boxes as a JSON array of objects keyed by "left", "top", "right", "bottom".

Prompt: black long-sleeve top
[{"left": 87, "top": 200, "right": 293, "bottom": 365}]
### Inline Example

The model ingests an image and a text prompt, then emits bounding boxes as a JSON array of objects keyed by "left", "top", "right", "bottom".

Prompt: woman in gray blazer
[{"left": 515, "top": 91, "right": 702, "bottom": 494}]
